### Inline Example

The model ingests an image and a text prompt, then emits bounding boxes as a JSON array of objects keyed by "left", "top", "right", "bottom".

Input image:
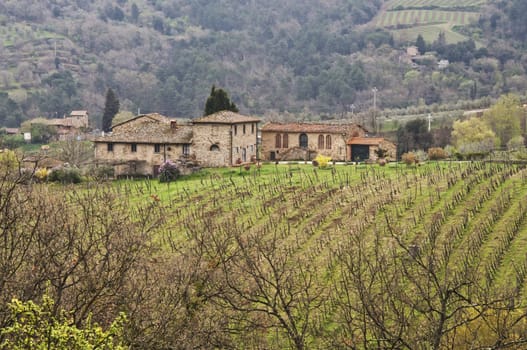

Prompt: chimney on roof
[{"left": 170, "top": 120, "right": 177, "bottom": 129}]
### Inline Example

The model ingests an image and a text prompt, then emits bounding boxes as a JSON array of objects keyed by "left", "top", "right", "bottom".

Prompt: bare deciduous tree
[{"left": 186, "top": 220, "right": 325, "bottom": 350}]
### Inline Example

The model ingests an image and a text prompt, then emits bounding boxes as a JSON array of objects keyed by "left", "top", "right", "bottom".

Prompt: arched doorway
[{"left": 299, "top": 133, "right": 308, "bottom": 148}]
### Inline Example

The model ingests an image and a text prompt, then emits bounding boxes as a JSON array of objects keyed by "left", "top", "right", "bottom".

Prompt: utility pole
[
  {"left": 348, "top": 104, "right": 355, "bottom": 122},
  {"left": 428, "top": 113, "right": 432, "bottom": 132},
  {"left": 372, "top": 87, "right": 378, "bottom": 133}
]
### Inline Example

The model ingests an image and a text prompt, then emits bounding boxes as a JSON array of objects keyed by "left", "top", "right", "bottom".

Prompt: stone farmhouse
[
  {"left": 92, "top": 111, "right": 260, "bottom": 176},
  {"left": 261, "top": 122, "right": 396, "bottom": 162},
  {"left": 30, "top": 110, "right": 90, "bottom": 140}
]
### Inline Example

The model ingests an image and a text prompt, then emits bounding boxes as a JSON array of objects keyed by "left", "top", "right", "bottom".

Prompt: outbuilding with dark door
[{"left": 347, "top": 137, "right": 396, "bottom": 162}]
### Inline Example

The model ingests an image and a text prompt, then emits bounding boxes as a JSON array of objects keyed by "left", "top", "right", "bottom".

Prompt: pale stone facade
[
  {"left": 406, "top": 46, "right": 419, "bottom": 57},
  {"left": 192, "top": 111, "right": 260, "bottom": 167},
  {"left": 261, "top": 122, "right": 368, "bottom": 161},
  {"left": 68, "top": 110, "right": 90, "bottom": 128},
  {"left": 92, "top": 111, "right": 260, "bottom": 176}
]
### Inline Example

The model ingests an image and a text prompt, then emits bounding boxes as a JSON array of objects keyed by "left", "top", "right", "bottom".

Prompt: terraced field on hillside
[
  {"left": 373, "top": 0, "right": 486, "bottom": 43},
  {"left": 139, "top": 161, "right": 527, "bottom": 348},
  {"left": 387, "top": 0, "right": 486, "bottom": 8}
]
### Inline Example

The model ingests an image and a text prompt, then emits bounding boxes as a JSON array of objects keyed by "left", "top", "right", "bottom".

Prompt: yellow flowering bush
[
  {"left": 34, "top": 168, "right": 50, "bottom": 182},
  {"left": 314, "top": 154, "right": 332, "bottom": 168}
]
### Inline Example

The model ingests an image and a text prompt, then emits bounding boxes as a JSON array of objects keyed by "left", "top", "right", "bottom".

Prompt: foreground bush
[
  {"left": 427, "top": 147, "right": 448, "bottom": 160},
  {"left": 313, "top": 154, "right": 332, "bottom": 168},
  {"left": 159, "top": 160, "right": 180, "bottom": 182},
  {"left": 402, "top": 152, "right": 417, "bottom": 165},
  {"left": 48, "top": 167, "right": 82, "bottom": 184},
  {"left": 1, "top": 295, "right": 127, "bottom": 350},
  {"left": 88, "top": 165, "right": 115, "bottom": 181},
  {"left": 34, "top": 168, "right": 49, "bottom": 182}
]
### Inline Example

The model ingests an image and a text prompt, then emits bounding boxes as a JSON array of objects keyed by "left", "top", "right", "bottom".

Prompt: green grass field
[{"left": 392, "top": 23, "right": 472, "bottom": 43}]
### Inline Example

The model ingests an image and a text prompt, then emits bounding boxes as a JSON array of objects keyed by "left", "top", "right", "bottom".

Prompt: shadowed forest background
[{"left": 1, "top": 0, "right": 527, "bottom": 128}]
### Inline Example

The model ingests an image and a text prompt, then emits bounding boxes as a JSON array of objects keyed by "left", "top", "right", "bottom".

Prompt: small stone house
[
  {"left": 92, "top": 111, "right": 260, "bottom": 176},
  {"left": 68, "top": 110, "right": 90, "bottom": 128},
  {"left": 260, "top": 122, "right": 368, "bottom": 161},
  {"left": 437, "top": 59, "right": 450, "bottom": 70},
  {"left": 347, "top": 137, "right": 396, "bottom": 162},
  {"left": 30, "top": 110, "right": 90, "bottom": 141},
  {"left": 406, "top": 46, "right": 419, "bottom": 57},
  {"left": 2, "top": 127, "right": 20, "bottom": 135}
]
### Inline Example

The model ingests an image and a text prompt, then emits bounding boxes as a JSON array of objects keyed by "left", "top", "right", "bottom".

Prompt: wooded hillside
[{"left": 1, "top": 0, "right": 526, "bottom": 128}]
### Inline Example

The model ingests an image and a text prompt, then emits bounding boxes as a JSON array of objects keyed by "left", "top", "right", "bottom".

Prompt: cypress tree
[
  {"left": 102, "top": 88, "right": 120, "bottom": 132},
  {"left": 204, "top": 85, "right": 239, "bottom": 116},
  {"left": 415, "top": 34, "right": 426, "bottom": 55}
]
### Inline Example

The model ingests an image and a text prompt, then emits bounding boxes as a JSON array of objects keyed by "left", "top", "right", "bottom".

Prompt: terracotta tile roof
[
  {"left": 93, "top": 114, "right": 193, "bottom": 144},
  {"left": 3, "top": 128, "right": 19, "bottom": 134},
  {"left": 111, "top": 113, "right": 170, "bottom": 129},
  {"left": 70, "top": 110, "right": 88, "bottom": 117},
  {"left": 193, "top": 111, "right": 260, "bottom": 124},
  {"left": 261, "top": 122, "right": 366, "bottom": 134},
  {"left": 347, "top": 137, "right": 386, "bottom": 145},
  {"left": 32, "top": 115, "right": 87, "bottom": 128},
  {"left": 92, "top": 125, "right": 193, "bottom": 144},
  {"left": 22, "top": 156, "right": 64, "bottom": 168},
  {"left": 48, "top": 118, "right": 74, "bottom": 127}
]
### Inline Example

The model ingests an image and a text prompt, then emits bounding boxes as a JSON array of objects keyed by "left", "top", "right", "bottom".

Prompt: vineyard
[
  {"left": 372, "top": 0, "right": 487, "bottom": 43},
  {"left": 136, "top": 161, "right": 527, "bottom": 349},
  {"left": 2, "top": 161, "right": 527, "bottom": 349},
  {"left": 387, "top": 0, "right": 486, "bottom": 9},
  {"left": 375, "top": 10, "right": 478, "bottom": 28}
]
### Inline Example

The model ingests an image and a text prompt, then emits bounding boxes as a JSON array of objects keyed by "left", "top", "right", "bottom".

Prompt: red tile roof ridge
[
  {"left": 193, "top": 110, "right": 260, "bottom": 124},
  {"left": 347, "top": 137, "right": 386, "bottom": 145},
  {"left": 262, "top": 122, "right": 364, "bottom": 133}
]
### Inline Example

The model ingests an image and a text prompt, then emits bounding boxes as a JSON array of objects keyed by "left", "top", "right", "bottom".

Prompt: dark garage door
[{"left": 351, "top": 145, "right": 370, "bottom": 162}]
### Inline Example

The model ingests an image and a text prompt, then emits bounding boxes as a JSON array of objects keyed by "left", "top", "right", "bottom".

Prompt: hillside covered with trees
[{"left": 1, "top": 0, "right": 527, "bottom": 128}]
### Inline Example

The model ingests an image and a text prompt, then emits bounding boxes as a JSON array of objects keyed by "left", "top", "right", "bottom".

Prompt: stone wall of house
[
  {"left": 277, "top": 147, "right": 318, "bottom": 161},
  {"left": 192, "top": 122, "right": 258, "bottom": 167},
  {"left": 94, "top": 142, "right": 187, "bottom": 176},
  {"left": 231, "top": 122, "right": 258, "bottom": 163},
  {"left": 191, "top": 123, "right": 232, "bottom": 167},
  {"left": 365, "top": 141, "right": 397, "bottom": 162},
  {"left": 261, "top": 131, "right": 350, "bottom": 161},
  {"left": 380, "top": 140, "right": 397, "bottom": 160},
  {"left": 69, "top": 115, "right": 89, "bottom": 129}
]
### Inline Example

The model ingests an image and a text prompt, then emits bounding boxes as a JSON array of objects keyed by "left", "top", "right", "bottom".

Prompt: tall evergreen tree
[
  {"left": 204, "top": 85, "right": 239, "bottom": 116},
  {"left": 131, "top": 3, "right": 139, "bottom": 22},
  {"left": 415, "top": 34, "right": 426, "bottom": 55},
  {"left": 102, "top": 88, "right": 119, "bottom": 132}
]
